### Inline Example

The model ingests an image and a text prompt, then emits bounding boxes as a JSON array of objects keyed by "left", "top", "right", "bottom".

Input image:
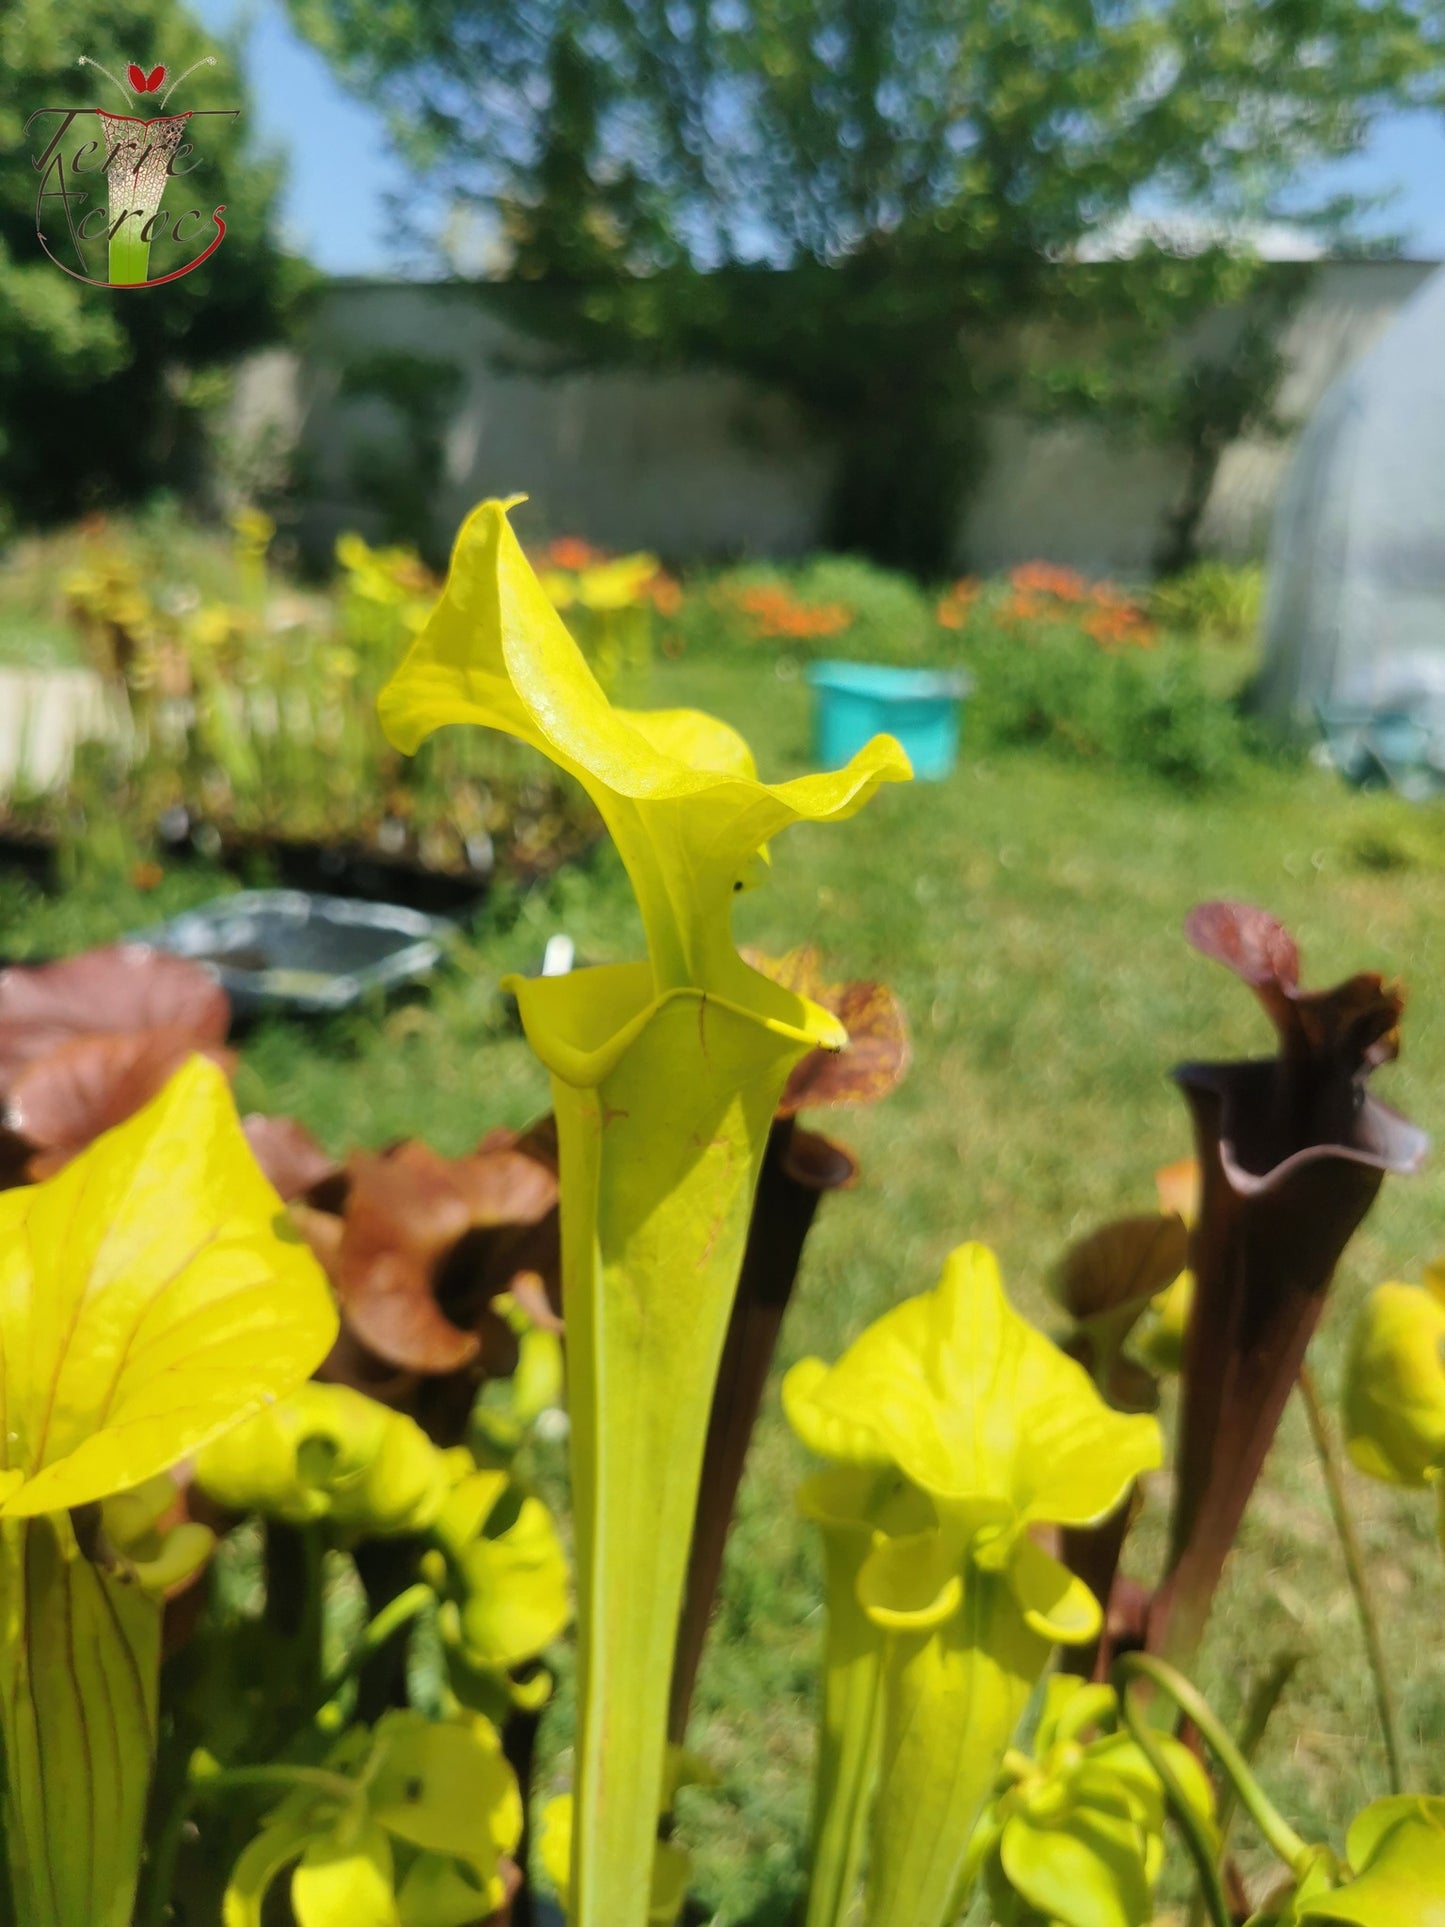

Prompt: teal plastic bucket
[{"left": 805, "top": 661, "right": 971, "bottom": 780}]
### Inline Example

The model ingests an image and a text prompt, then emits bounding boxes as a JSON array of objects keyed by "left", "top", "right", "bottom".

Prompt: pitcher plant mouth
[
  {"left": 505, "top": 959, "right": 847, "bottom": 1089},
  {"left": 378, "top": 496, "right": 910, "bottom": 1003},
  {"left": 376, "top": 495, "right": 908, "bottom": 1924}
]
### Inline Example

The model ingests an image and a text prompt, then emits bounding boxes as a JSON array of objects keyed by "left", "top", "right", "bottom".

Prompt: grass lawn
[{"left": 4, "top": 649, "right": 1444, "bottom": 1922}]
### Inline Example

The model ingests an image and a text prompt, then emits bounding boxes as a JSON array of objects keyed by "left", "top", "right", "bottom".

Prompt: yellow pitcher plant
[
  {"left": 0, "top": 1056, "right": 338, "bottom": 1927},
  {"left": 378, "top": 496, "right": 909, "bottom": 1925},
  {"left": 1343, "top": 1265, "right": 1445, "bottom": 1550},
  {"left": 784, "top": 1243, "right": 1162, "bottom": 1927},
  {"left": 964, "top": 1674, "right": 1216, "bottom": 1927}
]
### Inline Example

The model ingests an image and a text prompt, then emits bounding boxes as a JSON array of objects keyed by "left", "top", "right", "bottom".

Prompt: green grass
[{"left": 4, "top": 652, "right": 1445, "bottom": 1922}]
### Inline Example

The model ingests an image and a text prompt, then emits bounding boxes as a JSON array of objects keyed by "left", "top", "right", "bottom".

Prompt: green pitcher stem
[
  {"left": 1117, "top": 1684, "right": 1232, "bottom": 1927},
  {"left": 272, "top": 1581, "right": 435, "bottom": 1758},
  {"left": 1113, "top": 1653, "right": 1312, "bottom": 1872},
  {"left": 1187, "top": 1647, "right": 1304, "bottom": 1927},
  {"left": 193, "top": 1762, "right": 363, "bottom": 1804},
  {"left": 558, "top": 1083, "right": 759, "bottom": 1927},
  {"left": 1297, "top": 1365, "right": 1405, "bottom": 1794},
  {"left": 805, "top": 1540, "right": 885, "bottom": 1927}
]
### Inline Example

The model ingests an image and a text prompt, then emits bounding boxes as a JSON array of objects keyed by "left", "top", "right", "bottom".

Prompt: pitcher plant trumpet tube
[{"left": 378, "top": 498, "right": 910, "bottom": 1925}]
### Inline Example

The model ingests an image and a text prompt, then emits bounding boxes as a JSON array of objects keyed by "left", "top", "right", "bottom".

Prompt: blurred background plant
[
  {"left": 0, "top": 0, "right": 307, "bottom": 528},
  {"left": 0, "top": 507, "right": 595, "bottom": 892},
  {"left": 1150, "top": 560, "right": 1267, "bottom": 648},
  {"left": 648, "top": 550, "right": 1271, "bottom": 790},
  {"left": 0, "top": 505, "right": 1281, "bottom": 884}
]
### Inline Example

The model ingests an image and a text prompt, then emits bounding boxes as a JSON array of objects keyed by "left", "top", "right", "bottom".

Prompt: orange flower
[
  {"left": 1083, "top": 601, "right": 1157, "bottom": 650},
  {"left": 541, "top": 536, "right": 606, "bottom": 572},
  {"left": 733, "top": 583, "right": 852, "bottom": 641},
  {"left": 1010, "top": 561, "right": 1092, "bottom": 603},
  {"left": 1000, "top": 591, "right": 1049, "bottom": 625},
  {"left": 647, "top": 572, "right": 684, "bottom": 617},
  {"left": 936, "top": 578, "right": 980, "bottom": 629},
  {"left": 995, "top": 563, "right": 1157, "bottom": 649}
]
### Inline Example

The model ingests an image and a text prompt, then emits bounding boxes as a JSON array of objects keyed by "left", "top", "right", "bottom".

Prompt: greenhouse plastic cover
[{"left": 1258, "top": 264, "right": 1445, "bottom": 763}]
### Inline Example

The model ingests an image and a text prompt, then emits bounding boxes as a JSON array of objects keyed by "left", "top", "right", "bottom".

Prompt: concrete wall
[{"left": 234, "top": 260, "right": 1439, "bottom": 578}]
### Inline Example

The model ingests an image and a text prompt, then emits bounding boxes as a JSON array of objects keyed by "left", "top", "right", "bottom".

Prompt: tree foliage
[
  {"left": 286, "top": 0, "right": 1445, "bottom": 569},
  {"left": 0, "top": 0, "right": 307, "bottom": 527}
]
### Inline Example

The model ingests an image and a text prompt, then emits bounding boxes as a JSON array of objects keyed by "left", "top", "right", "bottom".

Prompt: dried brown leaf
[
  {"left": 744, "top": 945, "right": 910, "bottom": 1115},
  {"left": 8, "top": 1033, "right": 235, "bottom": 1179},
  {"left": 0, "top": 944, "right": 228, "bottom": 1084},
  {"left": 242, "top": 1113, "right": 343, "bottom": 1203},
  {"left": 1053, "top": 1213, "right": 1189, "bottom": 1324},
  {"left": 332, "top": 1136, "right": 559, "bottom": 1376}
]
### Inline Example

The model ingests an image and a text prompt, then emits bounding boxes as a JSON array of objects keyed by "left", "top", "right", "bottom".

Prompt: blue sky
[{"left": 195, "top": 0, "right": 1445, "bottom": 277}]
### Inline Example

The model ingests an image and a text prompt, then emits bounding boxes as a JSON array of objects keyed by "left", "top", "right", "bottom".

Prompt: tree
[
  {"left": 0, "top": 0, "right": 308, "bottom": 528},
  {"left": 285, "top": 0, "right": 1445, "bottom": 571}
]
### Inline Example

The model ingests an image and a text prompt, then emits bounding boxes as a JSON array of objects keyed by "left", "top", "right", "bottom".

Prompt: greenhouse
[{"left": 1260, "top": 264, "right": 1445, "bottom": 785}]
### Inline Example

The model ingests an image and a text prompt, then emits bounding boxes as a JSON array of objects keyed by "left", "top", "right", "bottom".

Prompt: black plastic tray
[{"left": 129, "top": 889, "right": 452, "bottom": 1018}]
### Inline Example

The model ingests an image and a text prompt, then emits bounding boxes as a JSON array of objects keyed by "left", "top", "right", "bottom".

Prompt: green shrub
[
  {"left": 787, "top": 554, "right": 945, "bottom": 665},
  {"left": 1151, "top": 560, "right": 1264, "bottom": 646},
  {"left": 966, "top": 634, "right": 1251, "bottom": 789}
]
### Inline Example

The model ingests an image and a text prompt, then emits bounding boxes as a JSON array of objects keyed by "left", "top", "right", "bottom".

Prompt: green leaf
[
  {"left": 865, "top": 1573, "right": 1051, "bottom": 1927},
  {"left": 292, "top": 1823, "right": 399, "bottom": 1927},
  {"left": 1034, "top": 1676, "right": 1117, "bottom": 1752},
  {"left": 0, "top": 1517, "right": 159, "bottom": 1927},
  {"left": 857, "top": 1522, "right": 965, "bottom": 1631},
  {"left": 0, "top": 1057, "right": 337, "bottom": 1520},
  {"left": 397, "top": 1852, "right": 507, "bottom": 1927},
  {"left": 1000, "top": 1533, "right": 1102, "bottom": 1646},
  {"left": 510, "top": 1324, "right": 565, "bottom": 1425},
  {"left": 1089, "top": 1732, "right": 1216, "bottom": 1838},
  {"left": 1343, "top": 1284, "right": 1445, "bottom": 1488},
  {"left": 650, "top": 1839, "right": 692, "bottom": 1926},
  {"left": 1000, "top": 1802, "right": 1152, "bottom": 1927},
  {"left": 805, "top": 1499, "right": 888, "bottom": 1927},
  {"left": 1299, "top": 1798, "right": 1445, "bottom": 1925},
  {"left": 518, "top": 984, "right": 832, "bottom": 1926},
  {"left": 222, "top": 1817, "right": 313, "bottom": 1927},
  {"left": 1346, "top": 1795, "right": 1445, "bottom": 1872},
  {"left": 1244, "top": 1849, "right": 1346, "bottom": 1926},
  {"left": 455, "top": 1495, "right": 571, "bottom": 1667},
  {"left": 369, "top": 1710, "right": 522, "bottom": 1863},
  {"left": 537, "top": 1797, "right": 692, "bottom": 1925},
  {"left": 433, "top": 1466, "right": 511, "bottom": 1558},
  {"left": 376, "top": 496, "right": 905, "bottom": 1927},
  {"left": 195, "top": 1384, "right": 447, "bottom": 1537}
]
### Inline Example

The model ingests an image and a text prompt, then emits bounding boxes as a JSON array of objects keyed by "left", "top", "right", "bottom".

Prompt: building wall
[{"left": 232, "top": 260, "right": 1438, "bottom": 578}]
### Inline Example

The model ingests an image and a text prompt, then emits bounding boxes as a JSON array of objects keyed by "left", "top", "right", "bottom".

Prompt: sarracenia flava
[
  {"left": 379, "top": 497, "right": 910, "bottom": 1925},
  {"left": 0, "top": 1056, "right": 338, "bottom": 1927},
  {"left": 784, "top": 1244, "right": 1162, "bottom": 1927}
]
